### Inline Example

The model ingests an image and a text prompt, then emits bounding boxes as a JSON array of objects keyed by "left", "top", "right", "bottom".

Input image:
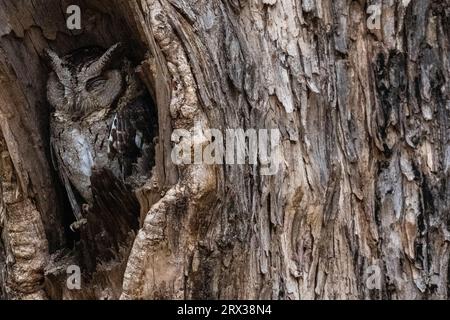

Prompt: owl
[{"left": 45, "top": 43, "right": 156, "bottom": 232}]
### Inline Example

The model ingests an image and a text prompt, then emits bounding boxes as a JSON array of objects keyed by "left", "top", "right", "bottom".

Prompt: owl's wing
[
  {"left": 50, "top": 136, "right": 85, "bottom": 226},
  {"left": 107, "top": 95, "right": 155, "bottom": 177}
]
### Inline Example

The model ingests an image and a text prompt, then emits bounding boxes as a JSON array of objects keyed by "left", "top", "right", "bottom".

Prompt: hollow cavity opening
[{"left": 41, "top": 1, "right": 159, "bottom": 258}]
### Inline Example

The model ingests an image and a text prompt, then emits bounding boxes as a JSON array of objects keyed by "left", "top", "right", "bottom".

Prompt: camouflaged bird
[{"left": 45, "top": 43, "right": 155, "bottom": 231}]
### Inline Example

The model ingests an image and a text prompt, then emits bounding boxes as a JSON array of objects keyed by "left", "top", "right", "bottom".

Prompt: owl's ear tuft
[
  {"left": 108, "top": 42, "right": 123, "bottom": 53},
  {"left": 85, "top": 42, "right": 123, "bottom": 78},
  {"left": 43, "top": 48, "right": 62, "bottom": 69},
  {"left": 43, "top": 48, "right": 72, "bottom": 86},
  {"left": 104, "top": 42, "right": 123, "bottom": 63}
]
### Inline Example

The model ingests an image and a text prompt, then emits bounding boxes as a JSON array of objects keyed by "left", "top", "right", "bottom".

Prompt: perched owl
[{"left": 45, "top": 43, "right": 156, "bottom": 232}]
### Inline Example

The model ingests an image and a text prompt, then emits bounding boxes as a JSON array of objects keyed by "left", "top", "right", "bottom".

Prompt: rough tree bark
[{"left": 0, "top": 0, "right": 449, "bottom": 300}]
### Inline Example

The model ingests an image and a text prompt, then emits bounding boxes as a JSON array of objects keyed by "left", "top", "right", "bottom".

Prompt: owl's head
[{"left": 45, "top": 43, "right": 123, "bottom": 119}]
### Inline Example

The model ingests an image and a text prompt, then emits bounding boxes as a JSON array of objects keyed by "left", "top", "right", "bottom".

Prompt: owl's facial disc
[
  {"left": 48, "top": 69, "right": 123, "bottom": 118},
  {"left": 46, "top": 43, "right": 124, "bottom": 119}
]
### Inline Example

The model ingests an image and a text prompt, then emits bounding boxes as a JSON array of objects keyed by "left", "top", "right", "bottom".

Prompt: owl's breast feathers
[{"left": 50, "top": 109, "right": 120, "bottom": 202}]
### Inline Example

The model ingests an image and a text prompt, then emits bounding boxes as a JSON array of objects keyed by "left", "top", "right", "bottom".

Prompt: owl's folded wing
[
  {"left": 107, "top": 96, "right": 154, "bottom": 177},
  {"left": 50, "top": 137, "right": 84, "bottom": 223}
]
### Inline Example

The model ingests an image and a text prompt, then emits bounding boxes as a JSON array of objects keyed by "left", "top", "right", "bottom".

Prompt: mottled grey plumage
[{"left": 45, "top": 43, "right": 154, "bottom": 230}]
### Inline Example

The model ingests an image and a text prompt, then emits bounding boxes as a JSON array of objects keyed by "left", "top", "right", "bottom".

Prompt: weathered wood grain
[{"left": 0, "top": 0, "right": 448, "bottom": 300}]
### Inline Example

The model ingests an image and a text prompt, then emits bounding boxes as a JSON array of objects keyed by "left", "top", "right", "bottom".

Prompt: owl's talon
[
  {"left": 82, "top": 203, "right": 92, "bottom": 214},
  {"left": 70, "top": 218, "right": 87, "bottom": 232}
]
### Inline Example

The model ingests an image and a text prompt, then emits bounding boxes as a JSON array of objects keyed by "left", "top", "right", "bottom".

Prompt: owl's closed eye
[{"left": 86, "top": 76, "right": 107, "bottom": 91}]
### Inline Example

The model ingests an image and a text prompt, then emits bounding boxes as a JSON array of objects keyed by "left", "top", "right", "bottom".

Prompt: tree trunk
[{"left": 0, "top": 0, "right": 449, "bottom": 300}]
